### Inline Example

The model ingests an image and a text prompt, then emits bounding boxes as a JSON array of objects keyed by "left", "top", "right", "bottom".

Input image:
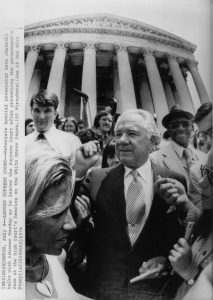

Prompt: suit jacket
[
  {"left": 80, "top": 163, "right": 185, "bottom": 300},
  {"left": 150, "top": 143, "right": 206, "bottom": 222}
]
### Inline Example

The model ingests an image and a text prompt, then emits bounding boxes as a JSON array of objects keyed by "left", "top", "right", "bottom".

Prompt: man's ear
[{"left": 150, "top": 134, "right": 157, "bottom": 146}]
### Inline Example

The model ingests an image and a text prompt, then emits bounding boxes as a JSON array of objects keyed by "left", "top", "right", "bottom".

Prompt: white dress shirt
[
  {"left": 25, "top": 125, "right": 81, "bottom": 168},
  {"left": 124, "top": 158, "right": 154, "bottom": 245}
]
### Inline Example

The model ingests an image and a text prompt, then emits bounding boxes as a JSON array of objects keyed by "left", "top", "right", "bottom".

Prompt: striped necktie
[{"left": 126, "top": 170, "right": 146, "bottom": 226}]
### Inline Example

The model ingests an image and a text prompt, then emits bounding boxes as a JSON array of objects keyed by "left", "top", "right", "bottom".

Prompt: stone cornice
[{"left": 25, "top": 14, "right": 196, "bottom": 54}]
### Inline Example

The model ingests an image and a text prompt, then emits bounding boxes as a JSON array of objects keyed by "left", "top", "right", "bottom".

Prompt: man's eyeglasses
[
  {"left": 200, "top": 165, "right": 213, "bottom": 183},
  {"left": 196, "top": 128, "right": 212, "bottom": 141},
  {"left": 169, "top": 120, "right": 191, "bottom": 130}
]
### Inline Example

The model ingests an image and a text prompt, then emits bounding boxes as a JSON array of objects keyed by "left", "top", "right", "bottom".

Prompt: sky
[{"left": 1, "top": 0, "right": 212, "bottom": 108}]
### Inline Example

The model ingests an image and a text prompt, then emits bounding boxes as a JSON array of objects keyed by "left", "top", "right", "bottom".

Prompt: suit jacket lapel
[
  {"left": 101, "top": 164, "right": 131, "bottom": 248},
  {"left": 160, "top": 144, "right": 187, "bottom": 178}
]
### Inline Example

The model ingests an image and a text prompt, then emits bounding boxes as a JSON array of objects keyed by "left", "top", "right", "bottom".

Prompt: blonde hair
[{"left": 26, "top": 144, "right": 75, "bottom": 224}]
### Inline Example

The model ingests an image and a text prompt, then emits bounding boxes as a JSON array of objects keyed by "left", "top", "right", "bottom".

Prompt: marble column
[
  {"left": 25, "top": 69, "right": 41, "bottom": 118},
  {"left": 167, "top": 55, "right": 195, "bottom": 112},
  {"left": 187, "top": 60, "right": 210, "bottom": 104},
  {"left": 163, "top": 79, "right": 176, "bottom": 110},
  {"left": 25, "top": 45, "right": 40, "bottom": 102},
  {"left": 81, "top": 43, "right": 97, "bottom": 127},
  {"left": 143, "top": 50, "right": 169, "bottom": 132},
  {"left": 59, "top": 67, "right": 67, "bottom": 117},
  {"left": 113, "top": 60, "right": 122, "bottom": 114},
  {"left": 138, "top": 65, "right": 154, "bottom": 114},
  {"left": 47, "top": 43, "right": 68, "bottom": 100},
  {"left": 115, "top": 45, "right": 137, "bottom": 112}
]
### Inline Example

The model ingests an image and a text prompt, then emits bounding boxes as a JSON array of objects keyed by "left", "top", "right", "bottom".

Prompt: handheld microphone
[
  {"left": 71, "top": 88, "right": 88, "bottom": 102},
  {"left": 184, "top": 222, "right": 196, "bottom": 246}
]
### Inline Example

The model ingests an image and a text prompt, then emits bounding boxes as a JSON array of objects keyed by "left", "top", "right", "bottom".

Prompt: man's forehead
[{"left": 32, "top": 103, "right": 55, "bottom": 109}]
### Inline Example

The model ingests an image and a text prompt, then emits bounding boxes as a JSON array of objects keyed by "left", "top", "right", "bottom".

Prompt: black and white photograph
[{"left": 0, "top": 0, "right": 212, "bottom": 299}]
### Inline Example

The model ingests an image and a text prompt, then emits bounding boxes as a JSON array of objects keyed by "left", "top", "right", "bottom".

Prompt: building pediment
[{"left": 25, "top": 13, "right": 196, "bottom": 53}]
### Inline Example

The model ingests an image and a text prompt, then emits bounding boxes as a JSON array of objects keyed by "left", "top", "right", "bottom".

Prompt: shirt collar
[
  {"left": 124, "top": 158, "right": 152, "bottom": 183},
  {"left": 171, "top": 140, "right": 185, "bottom": 158},
  {"left": 35, "top": 124, "right": 56, "bottom": 138},
  {"left": 171, "top": 140, "right": 195, "bottom": 158}
]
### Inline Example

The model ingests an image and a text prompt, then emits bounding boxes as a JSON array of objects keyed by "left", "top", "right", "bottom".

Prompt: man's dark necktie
[{"left": 36, "top": 133, "right": 48, "bottom": 144}]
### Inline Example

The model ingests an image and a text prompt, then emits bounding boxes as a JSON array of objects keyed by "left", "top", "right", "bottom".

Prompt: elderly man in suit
[
  {"left": 150, "top": 105, "right": 206, "bottom": 222},
  {"left": 78, "top": 109, "right": 186, "bottom": 300}
]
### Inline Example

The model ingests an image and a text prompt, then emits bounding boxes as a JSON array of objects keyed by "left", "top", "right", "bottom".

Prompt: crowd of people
[{"left": 25, "top": 88, "right": 212, "bottom": 300}]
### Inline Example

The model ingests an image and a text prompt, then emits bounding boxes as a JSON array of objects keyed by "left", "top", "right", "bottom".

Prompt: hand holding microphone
[{"left": 169, "top": 222, "right": 196, "bottom": 276}]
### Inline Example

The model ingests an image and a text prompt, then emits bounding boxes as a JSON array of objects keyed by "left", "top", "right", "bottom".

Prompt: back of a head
[
  {"left": 77, "top": 128, "right": 101, "bottom": 144},
  {"left": 194, "top": 102, "right": 212, "bottom": 123},
  {"left": 102, "top": 138, "right": 116, "bottom": 168},
  {"left": 30, "top": 89, "right": 59, "bottom": 110},
  {"left": 25, "top": 144, "right": 74, "bottom": 221}
]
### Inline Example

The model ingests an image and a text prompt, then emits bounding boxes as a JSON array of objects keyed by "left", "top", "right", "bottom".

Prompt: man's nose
[
  {"left": 63, "top": 208, "right": 77, "bottom": 231},
  {"left": 39, "top": 112, "right": 46, "bottom": 119},
  {"left": 118, "top": 133, "right": 129, "bottom": 144}
]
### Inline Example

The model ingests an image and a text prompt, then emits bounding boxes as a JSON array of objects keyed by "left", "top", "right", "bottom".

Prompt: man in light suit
[
  {"left": 79, "top": 109, "right": 186, "bottom": 300},
  {"left": 25, "top": 89, "right": 100, "bottom": 177},
  {"left": 150, "top": 105, "right": 206, "bottom": 221}
]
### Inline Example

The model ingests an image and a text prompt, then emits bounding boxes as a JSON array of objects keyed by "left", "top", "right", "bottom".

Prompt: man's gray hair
[{"left": 115, "top": 109, "right": 157, "bottom": 136}]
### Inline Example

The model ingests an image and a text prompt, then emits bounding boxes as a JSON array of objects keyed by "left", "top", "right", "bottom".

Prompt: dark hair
[
  {"left": 25, "top": 118, "right": 33, "bottom": 135},
  {"left": 93, "top": 110, "right": 113, "bottom": 129},
  {"left": 194, "top": 102, "right": 212, "bottom": 123},
  {"left": 78, "top": 119, "right": 84, "bottom": 126},
  {"left": 163, "top": 130, "right": 170, "bottom": 140},
  {"left": 77, "top": 128, "right": 101, "bottom": 144},
  {"left": 62, "top": 117, "right": 78, "bottom": 133},
  {"left": 102, "top": 138, "right": 116, "bottom": 168},
  {"left": 30, "top": 89, "right": 59, "bottom": 110}
]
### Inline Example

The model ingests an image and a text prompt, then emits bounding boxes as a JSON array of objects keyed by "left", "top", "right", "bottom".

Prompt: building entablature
[{"left": 25, "top": 14, "right": 196, "bottom": 54}]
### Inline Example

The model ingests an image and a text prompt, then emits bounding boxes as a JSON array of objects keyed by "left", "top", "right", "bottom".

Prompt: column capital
[
  {"left": 114, "top": 44, "right": 128, "bottom": 53},
  {"left": 82, "top": 42, "right": 99, "bottom": 51},
  {"left": 53, "top": 42, "right": 69, "bottom": 50},
  {"left": 167, "top": 55, "right": 183, "bottom": 64},
  {"left": 167, "top": 54, "right": 178, "bottom": 62},
  {"left": 185, "top": 59, "right": 198, "bottom": 70},
  {"left": 140, "top": 48, "right": 154, "bottom": 57},
  {"left": 26, "top": 44, "right": 42, "bottom": 53}
]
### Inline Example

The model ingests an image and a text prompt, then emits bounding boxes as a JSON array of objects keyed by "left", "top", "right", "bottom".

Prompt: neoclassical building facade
[{"left": 25, "top": 14, "right": 210, "bottom": 130}]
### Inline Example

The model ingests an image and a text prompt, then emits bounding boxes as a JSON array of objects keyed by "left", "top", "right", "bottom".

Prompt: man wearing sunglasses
[{"left": 151, "top": 105, "right": 206, "bottom": 222}]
